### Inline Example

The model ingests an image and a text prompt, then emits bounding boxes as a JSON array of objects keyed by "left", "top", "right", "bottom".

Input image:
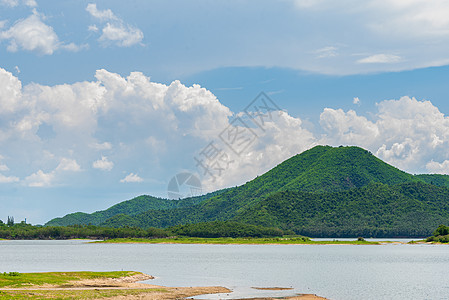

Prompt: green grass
[
  {"left": 0, "top": 288, "right": 168, "bottom": 299},
  {"left": 95, "top": 237, "right": 379, "bottom": 245},
  {"left": 0, "top": 271, "right": 138, "bottom": 288}
]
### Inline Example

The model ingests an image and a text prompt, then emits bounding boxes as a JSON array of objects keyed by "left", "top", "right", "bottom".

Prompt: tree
[
  {"left": 433, "top": 224, "right": 449, "bottom": 236},
  {"left": 7, "top": 216, "right": 14, "bottom": 227}
]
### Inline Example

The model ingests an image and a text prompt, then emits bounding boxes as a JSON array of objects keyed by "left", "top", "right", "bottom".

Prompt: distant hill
[
  {"left": 46, "top": 145, "right": 449, "bottom": 237},
  {"left": 46, "top": 190, "right": 227, "bottom": 226},
  {"left": 415, "top": 174, "right": 449, "bottom": 188}
]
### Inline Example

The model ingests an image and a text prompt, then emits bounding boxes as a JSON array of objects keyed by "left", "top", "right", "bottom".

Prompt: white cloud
[
  {"left": 426, "top": 160, "right": 449, "bottom": 174},
  {"left": 56, "top": 158, "right": 81, "bottom": 172},
  {"left": 0, "top": 13, "right": 58, "bottom": 55},
  {"left": 0, "top": 155, "right": 16, "bottom": 182},
  {"left": 24, "top": 0, "right": 36, "bottom": 7},
  {"left": 86, "top": 3, "right": 117, "bottom": 22},
  {"left": 93, "top": 156, "right": 114, "bottom": 171},
  {"left": 0, "top": 0, "right": 18, "bottom": 7},
  {"left": 61, "top": 42, "right": 88, "bottom": 52},
  {"left": 24, "top": 158, "right": 81, "bottom": 187},
  {"left": 86, "top": 3, "right": 143, "bottom": 47},
  {"left": 99, "top": 23, "right": 143, "bottom": 47},
  {"left": 90, "top": 142, "right": 112, "bottom": 150},
  {"left": 2, "top": 66, "right": 449, "bottom": 193},
  {"left": 357, "top": 54, "right": 401, "bottom": 64},
  {"left": 0, "top": 67, "right": 233, "bottom": 189},
  {"left": 0, "top": 68, "right": 22, "bottom": 113},
  {"left": 25, "top": 170, "right": 54, "bottom": 187},
  {"left": 120, "top": 173, "right": 143, "bottom": 183},
  {"left": 319, "top": 96, "right": 449, "bottom": 173},
  {"left": 88, "top": 24, "right": 99, "bottom": 32},
  {"left": 0, "top": 11, "right": 83, "bottom": 55},
  {"left": 0, "top": 0, "right": 36, "bottom": 7},
  {"left": 0, "top": 173, "right": 19, "bottom": 183}
]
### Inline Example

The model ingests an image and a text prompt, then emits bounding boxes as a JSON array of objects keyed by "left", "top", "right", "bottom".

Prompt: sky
[{"left": 2, "top": 0, "right": 449, "bottom": 224}]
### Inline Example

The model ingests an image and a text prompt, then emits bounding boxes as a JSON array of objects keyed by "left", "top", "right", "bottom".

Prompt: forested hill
[
  {"left": 124, "top": 145, "right": 421, "bottom": 224},
  {"left": 233, "top": 182, "right": 449, "bottom": 237},
  {"left": 46, "top": 145, "right": 449, "bottom": 237},
  {"left": 46, "top": 189, "right": 228, "bottom": 226}
]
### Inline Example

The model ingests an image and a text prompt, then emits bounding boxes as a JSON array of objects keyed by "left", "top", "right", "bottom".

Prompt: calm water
[{"left": 0, "top": 240, "right": 448, "bottom": 299}]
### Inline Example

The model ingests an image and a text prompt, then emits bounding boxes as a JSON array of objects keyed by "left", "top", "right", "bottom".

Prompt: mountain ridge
[{"left": 46, "top": 145, "right": 449, "bottom": 237}]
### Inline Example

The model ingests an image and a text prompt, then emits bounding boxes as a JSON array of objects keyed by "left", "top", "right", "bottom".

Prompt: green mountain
[
  {"left": 46, "top": 145, "right": 449, "bottom": 237},
  {"left": 234, "top": 182, "right": 449, "bottom": 237},
  {"left": 103, "top": 145, "right": 421, "bottom": 227},
  {"left": 46, "top": 190, "right": 227, "bottom": 226}
]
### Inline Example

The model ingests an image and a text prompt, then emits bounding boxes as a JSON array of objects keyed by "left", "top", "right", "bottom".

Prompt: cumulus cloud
[
  {"left": 2, "top": 66, "right": 449, "bottom": 193},
  {"left": 24, "top": 158, "right": 81, "bottom": 187},
  {"left": 0, "top": 13, "right": 58, "bottom": 55},
  {"left": 93, "top": 156, "right": 114, "bottom": 171},
  {"left": 120, "top": 173, "right": 143, "bottom": 183},
  {"left": 0, "top": 11, "right": 83, "bottom": 55},
  {"left": 86, "top": 3, "right": 143, "bottom": 47},
  {"left": 56, "top": 158, "right": 81, "bottom": 172},
  {"left": 0, "top": 67, "right": 233, "bottom": 189},
  {"left": 426, "top": 160, "right": 449, "bottom": 174},
  {"left": 25, "top": 170, "right": 54, "bottom": 187},
  {"left": 0, "top": 173, "right": 19, "bottom": 183},
  {"left": 319, "top": 96, "right": 449, "bottom": 173}
]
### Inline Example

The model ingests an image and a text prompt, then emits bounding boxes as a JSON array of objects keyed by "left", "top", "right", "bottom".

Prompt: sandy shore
[{"left": 0, "top": 273, "right": 327, "bottom": 299}]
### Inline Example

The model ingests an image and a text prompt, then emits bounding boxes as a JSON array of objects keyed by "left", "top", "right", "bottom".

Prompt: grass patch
[
  {"left": 0, "top": 288, "right": 167, "bottom": 299},
  {"left": 94, "top": 237, "right": 380, "bottom": 245},
  {"left": 0, "top": 271, "right": 138, "bottom": 288}
]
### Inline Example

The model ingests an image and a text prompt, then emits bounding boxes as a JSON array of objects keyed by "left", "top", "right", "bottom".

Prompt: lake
[{"left": 0, "top": 240, "right": 448, "bottom": 299}]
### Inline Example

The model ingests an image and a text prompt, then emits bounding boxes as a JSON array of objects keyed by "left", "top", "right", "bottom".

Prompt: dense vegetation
[
  {"left": 45, "top": 146, "right": 449, "bottom": 238},
  {"left": 0, "top": 221, "right": 168, "bottom": 239},
  {"left": 235, "top": 182, "right": 449, "bottom": 237},
  {"left": 0, "top": 220, "right": 288, "bottom": 239},
  {"left": 168, "top": 221, "right": 291, "bottom": 238},
  {"left": 415, "top": 174, "right": 449, "bottom": 188},
  {"left": 426, "top": 224, "right": 449, "bottom": 243},
  {"left": 46, "top": 189, "right": 227, "bottom": 226}
]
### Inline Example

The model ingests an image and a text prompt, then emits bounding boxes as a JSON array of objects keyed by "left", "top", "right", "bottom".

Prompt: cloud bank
[{"left": 0, "top": 67, "right": 448, "bottom": 193}]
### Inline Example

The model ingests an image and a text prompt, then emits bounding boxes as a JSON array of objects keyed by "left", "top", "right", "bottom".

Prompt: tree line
[{"left": 0, "top": 218, "right": 286, "bottom": 239}]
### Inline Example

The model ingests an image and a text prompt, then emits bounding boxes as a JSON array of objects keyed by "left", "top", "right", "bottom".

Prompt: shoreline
[
  {"left": 0, "top": 271, "right": 327, "bottom": 300},
  {"left": 92, "top": 237, "right": 381, "bottom": 245}
]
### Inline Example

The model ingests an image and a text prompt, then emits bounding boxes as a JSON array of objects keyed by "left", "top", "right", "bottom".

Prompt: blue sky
[{"left": 2, "top": 0, "right": 449, "bottom": 224}]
